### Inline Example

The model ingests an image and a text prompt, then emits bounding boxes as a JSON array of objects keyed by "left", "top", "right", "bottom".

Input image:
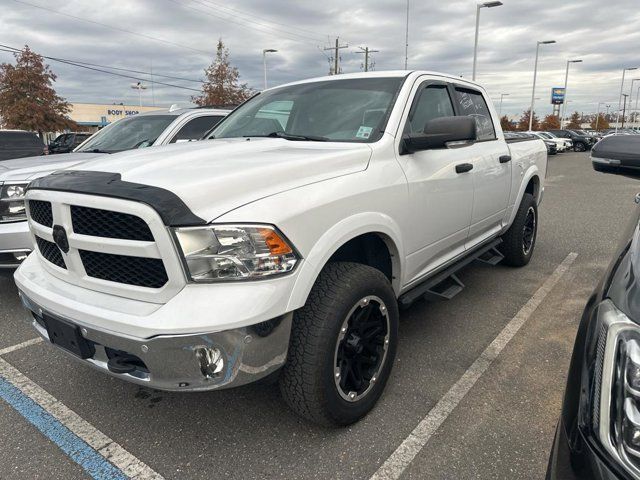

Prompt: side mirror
[
  {"left": 401, "top": 116, "right": 476, "bottom": 154},
  {"left": 592, "top": 136, "right": 640, "bottom": 179}
]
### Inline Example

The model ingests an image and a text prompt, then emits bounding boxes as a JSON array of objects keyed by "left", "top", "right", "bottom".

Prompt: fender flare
[
  {"left": 506, "top": 166, "right": 541, "bottom": 227},
  {"left": 286, "top": 212, "right": 405, "bottom": 311}
]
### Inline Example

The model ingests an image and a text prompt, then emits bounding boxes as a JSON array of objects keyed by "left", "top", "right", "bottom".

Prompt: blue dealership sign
[{"left": 551, "top": 87, "right": 565, "bottom": 105}]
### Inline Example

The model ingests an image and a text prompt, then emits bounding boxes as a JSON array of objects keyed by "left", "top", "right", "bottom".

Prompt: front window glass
[
  {"left": 76, "top": 115, "right": 175, "bottom": 153},
  {"left": 404, "top": 85, "right": 455, "bottom": 134},
  {"left": 209, "top": 77, "right": 404, "bottom": 143}
]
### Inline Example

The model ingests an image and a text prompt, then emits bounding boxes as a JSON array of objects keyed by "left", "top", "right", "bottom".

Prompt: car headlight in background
[
  {"left": 594, "top": 299, "right": 640, "bottom": 479},
  {"left": 0, "top": 182, "right": 28, "bottom": 223},
  {"left": 173, "top": 224, "right": 299, "bottom": 282}
]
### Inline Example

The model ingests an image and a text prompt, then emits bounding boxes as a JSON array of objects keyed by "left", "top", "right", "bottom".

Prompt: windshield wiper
[
  {"left": 246, "top": 131, "right": 328, "bottom": 142},
  {"left": 79, "top": 148, "right": 112, "bottom": 154}
]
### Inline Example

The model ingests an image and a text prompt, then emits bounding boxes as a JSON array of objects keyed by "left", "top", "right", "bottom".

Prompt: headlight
[
  {"left": 594, "top": 299, "right": 640, "bottom": 478},
  {"left": 0, "top": 182, "right": 28, "bottom": 223},
  {"left": 173, "top": 224, "right": 299, "bottom": 282}
]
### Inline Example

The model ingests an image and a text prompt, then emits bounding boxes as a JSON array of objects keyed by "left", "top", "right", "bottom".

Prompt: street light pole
[
  {"left": 262, "top": 49, "right": 278, "bottom": 90},
  {"left": 498, "top": 93, "right": 509, "bottom": 117},
  {"left": 628, "top": 79, "right": 640, "bottom": 128},
  {"left": 472, "top": 1, "right": 503, "bottom": 81},
  {"left": 130, "top": 82, "right": 147, "bottom": 107},
  {"left": 529, "top": 40, "right": 556, "bottom": 132},
  {"left": 560, "top": 59, "right": 583, "bottom": 129},
  {"left": 616, "top": 67, "right": 638, "bottom": 133}
]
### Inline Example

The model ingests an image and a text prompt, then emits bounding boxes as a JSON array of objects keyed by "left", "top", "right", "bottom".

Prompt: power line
[
  {"left": 193, "top": 0, "right": 328, "bottom": 42},
  {"left": 10, "top": 0, "right": 212, "bottom": 55},
  {"left": 168, "top": 0, "right": 324, "bottom": 46},
  {"left": 0, "top": 43, "right": 203, "bottom": 84},
  {"left": 0, "top": 46, "right": 202, "bottom": 92}
]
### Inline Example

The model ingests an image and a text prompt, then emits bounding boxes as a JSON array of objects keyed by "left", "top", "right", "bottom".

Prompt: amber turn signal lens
[{"left": 259, "top": 228, "right": 293, "bottom": 255}]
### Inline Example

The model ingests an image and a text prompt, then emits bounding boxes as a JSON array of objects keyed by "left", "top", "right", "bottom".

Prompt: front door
[{"left": 395, "top": 80, "right": 474, "bottom": 286}]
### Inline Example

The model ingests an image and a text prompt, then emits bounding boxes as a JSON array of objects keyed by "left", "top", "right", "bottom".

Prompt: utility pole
[
  {"left": 357, "top": 46, "right": 379, "bottom": 72},
  {"left": 324, "top": 38, "right": 348, "bottom": 75}
]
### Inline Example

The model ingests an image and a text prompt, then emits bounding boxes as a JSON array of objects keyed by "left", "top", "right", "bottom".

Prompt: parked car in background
[
  {"left": 548, "top": 129, "right": 593, "bottom": 152},
  {"left": 542, "top": 131, "right": 573, "bottom": 151},
  {"left": 568, "top": 129, "right": 597, "bottom": 147},
  {"left": 0, "top": 107, "right": 229, "bottom": 268},
  {"left": 0, "top": 130, "right": 46, "bottom": 161},
  {"left": 15, "top": 71, "right": 547, "bottom": 426},
  {"left": 528, "top": 131, "right": 567, "bottom": 153},
  {"left": 547, "top": 135, "right": 640, "bottom": 479},
  {"left": 48, "top": 132, "right": 92, "bottom": 154}
]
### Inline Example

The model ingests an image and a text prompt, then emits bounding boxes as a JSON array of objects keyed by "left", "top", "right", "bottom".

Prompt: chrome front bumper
[
  {"left": 0, "top": 221, "right": 32, "bottom": 268},
  {"left": 19, "top": 292, "right": 292, "bottom": 391}
]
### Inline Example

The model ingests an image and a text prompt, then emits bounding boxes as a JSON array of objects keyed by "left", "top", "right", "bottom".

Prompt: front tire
[
  {"left": 279, "top": 262, "right": 399, "bottom": 426},
  {"left": 499, "top": 193, "right": 538, "bottom": 267},
  {"left": 574, "top": 142, "right": 586, "bottom": 152}
]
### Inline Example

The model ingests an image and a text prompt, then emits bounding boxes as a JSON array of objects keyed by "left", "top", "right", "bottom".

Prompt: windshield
[
  {"left": 537, "top": 132, "right": 552, "bottom": 139},
  {"left": 209, "top": 77, "right": 405, "bottom": 143},
  {"left": 76, "top": 115, "right": 175, "bottom": 153}
]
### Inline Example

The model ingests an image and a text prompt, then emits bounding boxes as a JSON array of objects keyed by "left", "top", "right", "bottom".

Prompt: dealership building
[{"left": 69, "top": 103, "right": 165, "bottom": 131}]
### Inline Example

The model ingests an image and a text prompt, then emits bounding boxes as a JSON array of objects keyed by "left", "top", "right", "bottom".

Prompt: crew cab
[
  {"left": 0, "top": 107, "right": 228, "bottom": 268},
  {"left": 14, "top": 71, "right": 547, "bottom": 426}
]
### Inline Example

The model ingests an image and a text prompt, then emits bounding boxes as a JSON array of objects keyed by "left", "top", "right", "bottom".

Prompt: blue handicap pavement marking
[{"left": 0, "top": 375, "right": 129, "bottom": 480}]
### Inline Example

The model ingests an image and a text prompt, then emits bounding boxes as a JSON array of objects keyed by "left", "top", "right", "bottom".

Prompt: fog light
[{"left": 195, "top": 347, "right": 224, "bottom": 379}]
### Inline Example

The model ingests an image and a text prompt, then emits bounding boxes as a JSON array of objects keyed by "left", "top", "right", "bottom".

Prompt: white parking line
[
  {"left": 0, "top": 337, "right": 43, "bottom": 356},
  {"left": 370, "top": 252, "right": 578, "bottom": 480},
  {"left": 0, "top": 355, "right": 164, "bottom": 479}
]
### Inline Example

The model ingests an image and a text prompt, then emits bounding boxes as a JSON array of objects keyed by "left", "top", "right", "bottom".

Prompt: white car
[
  {"left": 15, "top": 71, "right": 547, "bottom": 425},
  {"left": 527, "top": 131, "right": 569, "bottom": 152},
  {"left": 0, "top": 107, "right": 228, "bottom": 268}
]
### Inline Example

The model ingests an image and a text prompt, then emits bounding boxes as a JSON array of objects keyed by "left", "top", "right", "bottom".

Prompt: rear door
[
  {"left": 450, "top": 85, "right": 512, "bottom": 248},
  {"left": 394, "top": 79, "right": 475, "bottom": 285}
]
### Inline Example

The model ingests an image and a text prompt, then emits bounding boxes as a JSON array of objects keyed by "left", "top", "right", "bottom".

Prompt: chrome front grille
[{"left": 25, "top": 191, "right": 185, "bottom": 303}]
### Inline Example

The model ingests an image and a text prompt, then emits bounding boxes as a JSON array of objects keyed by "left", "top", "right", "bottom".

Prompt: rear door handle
[
  {"left": 499, "top": 155, "right": 512, "bottom": 163},
  {"left": 455, "top": 163, "right": 473, "bottom": 174}
]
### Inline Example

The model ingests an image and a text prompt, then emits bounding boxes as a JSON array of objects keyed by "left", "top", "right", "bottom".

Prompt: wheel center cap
[{"left": 346, "top": 333, "right": 363, "bottom": 354}]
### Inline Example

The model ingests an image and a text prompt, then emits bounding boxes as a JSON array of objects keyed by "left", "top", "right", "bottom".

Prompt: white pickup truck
[{"left": 15, "top": 71, "right": 547, "bottom": 426}]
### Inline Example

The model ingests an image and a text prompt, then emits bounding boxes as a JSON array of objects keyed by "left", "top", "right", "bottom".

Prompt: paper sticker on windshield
[{"left": 356, "top": 126, "right": 373, "bottom": 139}]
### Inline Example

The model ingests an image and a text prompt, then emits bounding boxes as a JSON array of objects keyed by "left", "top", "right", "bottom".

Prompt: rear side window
[
  {"left": 454, "top": 88, "right": 496, "bottom": 141},
  {"left": 405, "top": 84, "right": 455, "bottom": 134},
  {"left": 170, "top": 115, "right": 225, "bottom": 143}
]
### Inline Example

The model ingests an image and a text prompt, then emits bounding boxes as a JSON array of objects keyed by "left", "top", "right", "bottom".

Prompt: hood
[
  {"left": 67, "top": 138, "right": 372, "bottom": 222},
  {"left": 0, "top": 152, "right": 104, "bottom": 183}
]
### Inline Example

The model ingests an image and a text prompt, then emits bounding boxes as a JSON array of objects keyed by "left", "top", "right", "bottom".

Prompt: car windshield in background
[
  {"left": 210, "top": 77, "right": 405, "bottom": 143},
  {"left": 76, "top": 115, "right": 175, "bottom": 153}
]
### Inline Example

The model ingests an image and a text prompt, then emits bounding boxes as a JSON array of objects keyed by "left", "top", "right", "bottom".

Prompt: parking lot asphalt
[{"left": 0, "top": 150, "right": 637, "bottom": 480}]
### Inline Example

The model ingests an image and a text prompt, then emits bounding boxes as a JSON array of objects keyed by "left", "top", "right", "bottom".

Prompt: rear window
[{"left": 454, "top": 88, "right": 496, "bottom": 141}]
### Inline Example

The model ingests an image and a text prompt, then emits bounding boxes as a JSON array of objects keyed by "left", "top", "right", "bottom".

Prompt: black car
[
  {"left": 547, "top": 135, "right": 640, "bottom": 479},
  {"left": 48, "top": 132, "right": 92, "bottom": 154},
  {"left": 548, "top": 129, "right": 593, "bottom": 152},
  {"left": 0, "top": 130, "right": 45, "bottom": 161}
]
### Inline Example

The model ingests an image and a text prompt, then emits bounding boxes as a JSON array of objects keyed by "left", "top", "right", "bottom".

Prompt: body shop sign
[{"left": 106, "top": 109, "right": 140, "bottom": 116}]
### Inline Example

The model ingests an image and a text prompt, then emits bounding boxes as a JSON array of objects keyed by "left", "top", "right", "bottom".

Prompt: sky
[{"left": 1, "top": 0, "right": 639, "bottom": 119}]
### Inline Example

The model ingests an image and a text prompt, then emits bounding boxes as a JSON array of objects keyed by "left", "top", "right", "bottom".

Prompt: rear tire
[
  {"left": 279, "top": 262, "right": 399, "bottom": 426},
  {"left": 574, "top": 142, "right": 586, "bottom": 152},
  {"left": 499, "top": 193, "right": 538, "bottom": 267}
]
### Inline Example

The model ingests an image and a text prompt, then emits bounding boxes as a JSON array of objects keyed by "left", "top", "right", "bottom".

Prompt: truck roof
[
  {"left": 271, "top": 70, "right": 482, "bottom": 91},
  {"left": 136, "top": 107, "right": 232, "bottom": 117}
]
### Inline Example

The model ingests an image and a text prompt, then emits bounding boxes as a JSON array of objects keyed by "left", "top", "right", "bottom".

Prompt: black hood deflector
[{"left": 27, "top": 170, "right": 206, "bottom": 226}]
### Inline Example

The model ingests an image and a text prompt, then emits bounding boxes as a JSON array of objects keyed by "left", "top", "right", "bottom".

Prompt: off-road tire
[
  {"left": 279, "top": 262, "right": 398, "bottom": 426},
  {"left": 499, "top": 193, "right": 538, "bottom": 267}
]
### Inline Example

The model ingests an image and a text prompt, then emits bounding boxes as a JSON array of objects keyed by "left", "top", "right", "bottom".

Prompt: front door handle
[
  {"left": 499, "top": 155, "right": 512, "bottom": 163},
  {"left": 455, "top": 163, "right": 473, "bottom": 174}
]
